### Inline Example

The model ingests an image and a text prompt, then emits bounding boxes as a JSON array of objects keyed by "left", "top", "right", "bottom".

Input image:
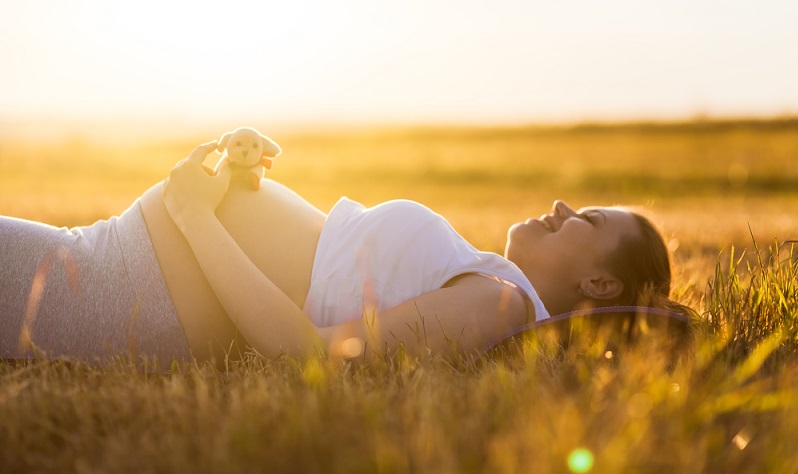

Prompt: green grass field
[{"left": 1, "top": 119, "right": 797, "bottom": 472}]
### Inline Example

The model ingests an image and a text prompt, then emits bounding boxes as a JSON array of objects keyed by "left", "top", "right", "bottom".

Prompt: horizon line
[{"left": 2, "top": 112, "right": 798, "bottom": 141}]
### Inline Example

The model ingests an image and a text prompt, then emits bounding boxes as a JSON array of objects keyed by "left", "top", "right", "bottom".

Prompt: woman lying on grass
[{"left": 1, "top": 136, "right": 691, "bottom": 366}]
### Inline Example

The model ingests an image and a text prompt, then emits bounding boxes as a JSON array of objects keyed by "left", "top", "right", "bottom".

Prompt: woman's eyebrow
[{"left": 579, "top": 208, "right": 607, "bottom": 226}]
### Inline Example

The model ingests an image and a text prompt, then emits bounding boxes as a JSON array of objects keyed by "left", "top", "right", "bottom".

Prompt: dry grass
[{"left": 2, "top": 119, "right": 798, "bottom": 472}]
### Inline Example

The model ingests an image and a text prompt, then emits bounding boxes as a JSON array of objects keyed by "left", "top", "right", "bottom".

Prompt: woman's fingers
[
  {"left": 187, "top": 140, "right": 219, "bottom": 165},
  {"left": 163, "top": 141, "right": 231, "bottom": 228},
  {"left": 169, "top": 141, "right": 218, "bottom": 179}
]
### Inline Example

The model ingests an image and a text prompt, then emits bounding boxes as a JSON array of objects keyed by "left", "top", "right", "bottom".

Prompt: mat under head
[{"left": 483, "top": 306, "right": 691, "bottom": 353}]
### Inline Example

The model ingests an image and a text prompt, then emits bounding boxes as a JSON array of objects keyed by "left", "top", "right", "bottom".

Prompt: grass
[{"left": 2, "top": 119, "right": 798, "bottom": 472}]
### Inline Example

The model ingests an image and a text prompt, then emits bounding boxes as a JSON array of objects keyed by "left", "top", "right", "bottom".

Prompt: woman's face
[{"left": 505, "top": 200, "right": 640, "bottom": 291}]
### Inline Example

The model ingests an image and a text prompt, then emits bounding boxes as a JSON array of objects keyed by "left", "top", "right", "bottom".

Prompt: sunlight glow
[
  {"left": 568, "top": 448, "right": 594, "bottom": 473},
  {"left": 340, "top": 337, "right": 365, "bottom": 359},
  {"left": 732, "top": 434, "right": 750, "bottom": 450},
  {"left": 3, "top": 0, "right": 798, "bottom": 129}
]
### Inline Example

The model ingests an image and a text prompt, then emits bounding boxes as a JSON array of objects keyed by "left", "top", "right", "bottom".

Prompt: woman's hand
[{"left": 163, "top": 141, "right": 231, "bottom": 231}]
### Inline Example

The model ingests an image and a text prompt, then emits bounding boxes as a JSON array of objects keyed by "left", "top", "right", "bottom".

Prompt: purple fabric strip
[{"left": 482, "top": 306, "right": 690, "bottom": 352}]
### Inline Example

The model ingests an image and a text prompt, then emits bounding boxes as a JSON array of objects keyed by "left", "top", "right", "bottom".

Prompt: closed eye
[{"left": 583, "top": 210, "right": 607, "bottom": 226}]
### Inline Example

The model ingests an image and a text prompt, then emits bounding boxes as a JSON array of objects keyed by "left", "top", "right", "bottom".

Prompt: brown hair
[{"left": 606, "top": 212, "right": 695, "bottom": 318}]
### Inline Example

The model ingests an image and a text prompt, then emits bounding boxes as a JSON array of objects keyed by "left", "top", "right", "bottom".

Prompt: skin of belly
[{"left": 139, "top": 178, "right": 326, "bottom": 363}]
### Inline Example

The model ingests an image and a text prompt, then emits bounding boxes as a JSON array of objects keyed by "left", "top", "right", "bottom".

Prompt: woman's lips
[
  {"left": 523, "top": 215, "right": 556, "bottom": 232},
  {"left": 528, "top": 216, "right": 554, "bottom": 232}
]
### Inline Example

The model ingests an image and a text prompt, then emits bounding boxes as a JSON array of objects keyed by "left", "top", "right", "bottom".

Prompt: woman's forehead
[
  {"left": 581, "top": 206, "right": 638, "bottom": 234},
  {"left": 578, "top": 205, "right": 626, "bottom": 213}
]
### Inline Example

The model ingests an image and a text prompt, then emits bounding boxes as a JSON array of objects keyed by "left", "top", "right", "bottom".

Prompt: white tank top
[{"left": 302, "top": 197, "right": 550, "bottom": 327}]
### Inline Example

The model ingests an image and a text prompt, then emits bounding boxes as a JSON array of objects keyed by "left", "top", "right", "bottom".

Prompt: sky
[{"left": 2, "top": 0, "right": 798, "bottom": 133}]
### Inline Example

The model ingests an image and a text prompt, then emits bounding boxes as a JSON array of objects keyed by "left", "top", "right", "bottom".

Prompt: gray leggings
[{"left": 0, "top": 201, "right": 191, "bottom": 365}]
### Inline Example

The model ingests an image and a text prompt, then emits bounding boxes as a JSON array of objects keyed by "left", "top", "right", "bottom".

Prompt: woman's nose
[{"left": 551, "top": 200, "right": 576, "bottom": 217}]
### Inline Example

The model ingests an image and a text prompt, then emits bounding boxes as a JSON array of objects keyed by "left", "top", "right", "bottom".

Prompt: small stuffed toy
[{"left": 214, "top": 127, "right": 282, "bottom": 190}]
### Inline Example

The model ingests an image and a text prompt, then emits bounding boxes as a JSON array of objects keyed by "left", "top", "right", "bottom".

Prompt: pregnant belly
[{"left": 139, "top": 179, "right": 325, "bottom": 363}]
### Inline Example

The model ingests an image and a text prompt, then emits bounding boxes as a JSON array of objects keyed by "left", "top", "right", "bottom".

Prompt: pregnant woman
[{"left": 1, "top": 139, "right": 689, "bottom": 366}]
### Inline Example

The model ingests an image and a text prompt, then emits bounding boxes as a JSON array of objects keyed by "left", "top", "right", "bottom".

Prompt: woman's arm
[
  {"left": 320, "top": 274, "right": 529, "bottom": 359},
  {"left": 163, "top": 142, "right": 323, "bottom": 358},
  {"left": 163, "top": 142, "right": 530, "bottom": 359},
  {"left": 175, "top": 209, "right": 324, "bottom": 357},
  {"left": 177, "top": 209, "right": 526, "bottom": 359}
]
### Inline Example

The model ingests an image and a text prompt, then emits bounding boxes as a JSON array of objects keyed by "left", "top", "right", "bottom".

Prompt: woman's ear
[
  {"left": 217, "top": 131, "right": 233, "bottom": 152},
  {"left": 259, "top": 134, "right": 282, "bottom": 158},
  {"left": 581, "top": 275, "right": 624, "bottom": 301}
]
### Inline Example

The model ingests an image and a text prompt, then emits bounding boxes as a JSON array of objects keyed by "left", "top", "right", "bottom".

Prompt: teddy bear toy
[{"left": 214, "top": 126, "right": 282, "bottom": 190}]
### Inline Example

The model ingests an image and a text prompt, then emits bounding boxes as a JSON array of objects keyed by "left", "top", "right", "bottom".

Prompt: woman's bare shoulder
[{"left": 447, "top": 273, "right": 531, "bottom": 316}]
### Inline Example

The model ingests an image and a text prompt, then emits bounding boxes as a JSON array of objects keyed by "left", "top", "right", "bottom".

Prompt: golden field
[
  {"left": 3, "top": 120, "right": 797, "bottom": 278},
  {"left": 1, "top": 119, "right": 797, "bottom": 472}
]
